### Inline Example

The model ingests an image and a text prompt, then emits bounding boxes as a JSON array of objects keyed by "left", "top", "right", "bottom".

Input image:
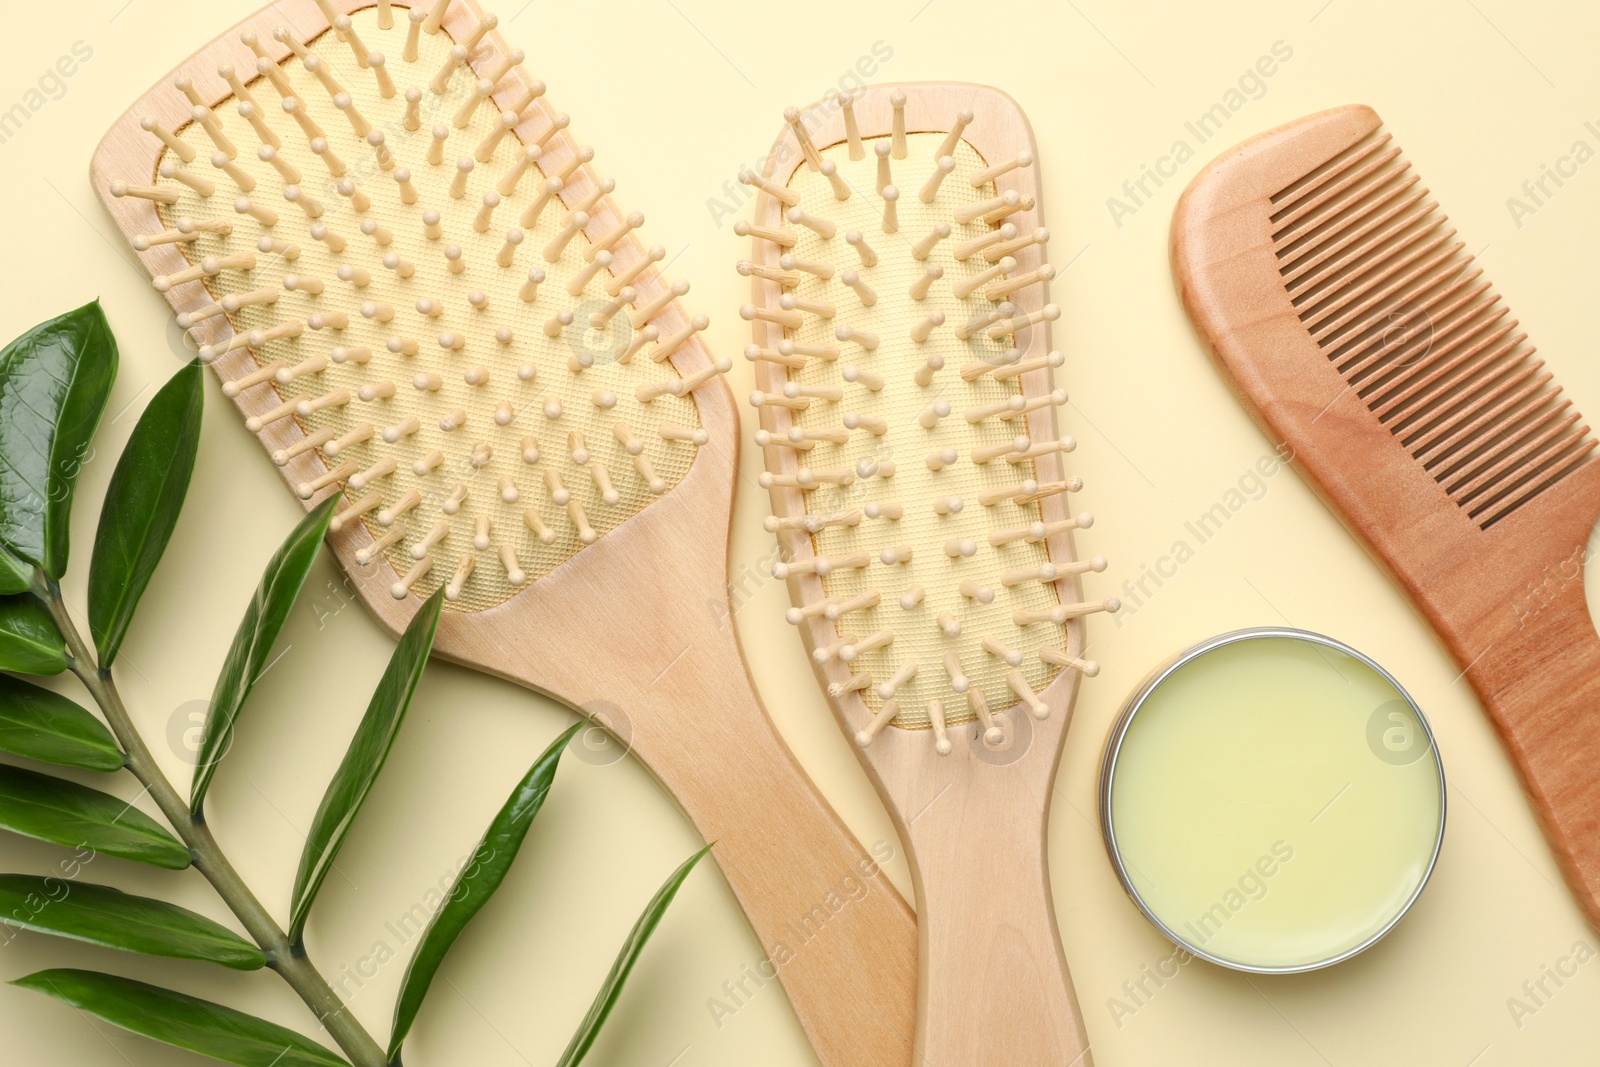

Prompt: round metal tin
[{"left": 1098, "top": 626, "right": 1447, "bottom": 974}]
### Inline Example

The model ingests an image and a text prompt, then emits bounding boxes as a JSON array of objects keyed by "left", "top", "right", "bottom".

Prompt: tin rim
[{"left": 1097, "top": 626, "right": 1447, "bottom": 974}]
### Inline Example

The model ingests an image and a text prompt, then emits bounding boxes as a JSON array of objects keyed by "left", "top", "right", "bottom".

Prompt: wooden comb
[
  {"left": 744, "top": 84, "right": 1109, "bottom": 1064},
  {"left": 89, "top": 2, "right": 916, "bottom": 1061},
  {"left": 1172, "top": 104, "right": 1600, "bottom": 932}
]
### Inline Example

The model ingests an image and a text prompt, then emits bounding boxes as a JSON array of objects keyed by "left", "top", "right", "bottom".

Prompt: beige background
[{"left": 1, "top": 0, "right": 1597, "bottom": 1063}]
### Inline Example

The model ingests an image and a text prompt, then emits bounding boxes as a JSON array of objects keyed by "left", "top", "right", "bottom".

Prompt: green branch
[{"left": 36, "top": 572, "right": 388, "bottom": 1067}]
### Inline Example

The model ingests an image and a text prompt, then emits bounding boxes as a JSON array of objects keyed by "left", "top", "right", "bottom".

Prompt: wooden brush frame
[
  {"left": 91, "top": 4, "right": 919, "bottom": 1063},
  {"left": 748, "top": 83, "right": 1095, "bottom": 1065}
]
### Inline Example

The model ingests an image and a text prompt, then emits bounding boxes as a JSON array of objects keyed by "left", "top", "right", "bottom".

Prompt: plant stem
[{"left": 37, "top": 576, "right": 389, "bottom": 1067}]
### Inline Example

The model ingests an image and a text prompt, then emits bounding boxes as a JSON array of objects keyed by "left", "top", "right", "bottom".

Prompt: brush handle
[
  {"left": 901, "top": 773, "right": 1090, "bottom": 1066},
  {"left": 1462, "top": 584, "right": 1600, "bottom": 932},
  {"left": 498, "top": 591, "right": 919, "bottom": 1066}
]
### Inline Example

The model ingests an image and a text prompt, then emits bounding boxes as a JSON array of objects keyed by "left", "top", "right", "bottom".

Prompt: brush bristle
[
  {"left": 1269, "top": 129, "right": 1595, "bottom": 529},
  {"left": 122, "top": 7, "right": 720, "bottom": 609},
  {"left": 746, "top": 99, "right": 1108, "bottom": 751}
]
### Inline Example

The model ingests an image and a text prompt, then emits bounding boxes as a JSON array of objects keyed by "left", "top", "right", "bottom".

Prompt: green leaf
[
  {"left": 0, "top": 594, "right": 67, "bottom": 675},
  {"left": 0, "top": 545, "right": 30, "bottom": 596},
  {"left": 13, "top": 969, "right": 348, "bottom": 1066},
  {"left": 388, "top": 721, "right": 582, "bottom": 1058},
  {"left": 0, "top": 763, "right": 189, "bottom": 869},
  {"left": 0, "top": 875, "right": 263, "bottom": 969},
  {"left": 88, "top": 361, "right": 203, "bottom": 667},
  {"left": 556, "top": 845, "right": 712, "bottom": 1067},
  {"left": 0, "top": 302, "right": 119, "bottom": 578},
  {"left": 289, "top": 590, "right": 442, "bottom": 944},
  {"left": 191, "top": 498, "right": 337, "bottom": 809},
  {"left": 0, "top": 674, "right": 122, "bottom": 771}
]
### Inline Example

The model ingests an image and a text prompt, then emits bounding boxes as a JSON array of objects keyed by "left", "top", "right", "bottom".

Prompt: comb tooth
[
  {"left": 1339, "top": 273, "right": 1495, "bottom": 381},
  {"left": 1448, "top": 405, "right": 1580, "bottom": 501},
  {"left": 357, "top": 525, "right": 407, "bottom": 565},
  {"left": 1412, "top": 365, "right": 1550, "bottom": 469},
  {"left": 1270, "top": 139, "right": 1404, "bottom": 235},
  {"left": 1281, "top": 188, "right": 1434, "bottom": 292},
  {"left": 1371, "top": 317, "right": 1520, "bottom": 421},
  {"left": 1302, "top": 231, "right": 1460, "bottom": 341}
]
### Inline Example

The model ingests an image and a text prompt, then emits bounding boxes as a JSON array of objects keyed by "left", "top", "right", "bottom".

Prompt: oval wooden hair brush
[
  {"left": 742, "top": 84, "right": 1112, "bottom": 1064},
  {"left": 89, "top": 2, "right": 916, "bottom": 1061},
  {"left": 1172, "top": 104, "right": 1600, "bottom": 932}
]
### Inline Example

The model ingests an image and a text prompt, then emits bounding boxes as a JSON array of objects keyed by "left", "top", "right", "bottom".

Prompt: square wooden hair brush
[
  {"left": 743, "top": 83, "right": 1110, "bottom": 1064},
  {"left": 89, "top": 2, "right": 918, "bottom": 1062}
]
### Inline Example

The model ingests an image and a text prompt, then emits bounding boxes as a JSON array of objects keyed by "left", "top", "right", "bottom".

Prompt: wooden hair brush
[
  {"left": 743, "top": 84, "right": 1111, "bottom": 1065},
  {"left": 89, "top": 2, "right": 916, "bottom": 1061},
  {"left": 1172, "top": 104, "right": 1600, "bottom": 932}
]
